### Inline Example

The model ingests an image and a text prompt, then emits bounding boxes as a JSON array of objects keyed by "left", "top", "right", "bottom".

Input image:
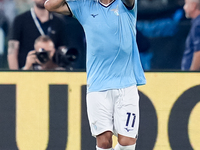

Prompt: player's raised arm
[
  {"left": 121, "top": 0, "right": 135, "bottom": 9},
  {"left": 44, "top": 0, "right": 71, "bottom": 15}
]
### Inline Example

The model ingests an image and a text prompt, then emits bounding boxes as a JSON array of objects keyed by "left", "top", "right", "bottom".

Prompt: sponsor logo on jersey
[
  {"left": 91, "top": 14, "right": 99, "bottom": 18},
  {"left": 125, "top": 128, "right": 133, "bottom": 132}
]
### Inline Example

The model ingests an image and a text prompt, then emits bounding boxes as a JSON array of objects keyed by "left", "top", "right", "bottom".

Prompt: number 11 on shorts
[{"left": 126, "top": 112, "right": 136, "bottom": 128}]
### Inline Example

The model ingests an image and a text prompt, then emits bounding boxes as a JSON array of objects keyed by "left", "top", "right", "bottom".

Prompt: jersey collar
[{"left": 98, "top": 0, "right": 116, "bottom": 7}]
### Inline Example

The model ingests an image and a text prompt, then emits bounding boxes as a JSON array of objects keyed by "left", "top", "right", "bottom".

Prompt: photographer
[{"left": 23, "top": 35, "right": 65, "bottom": 70}]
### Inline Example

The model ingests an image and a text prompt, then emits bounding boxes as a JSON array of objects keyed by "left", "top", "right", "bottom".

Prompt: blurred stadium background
[{"left": 0, "top": 0, "right": 191, "bottom": 71}]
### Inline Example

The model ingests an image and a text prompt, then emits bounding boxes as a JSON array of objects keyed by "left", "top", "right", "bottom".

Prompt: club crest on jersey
[
  {"left": 92, "top": 122, "right": 97, "bottom": 130},
  {"left": 111, "top": 5, "right": 119, "bottom": 16}
]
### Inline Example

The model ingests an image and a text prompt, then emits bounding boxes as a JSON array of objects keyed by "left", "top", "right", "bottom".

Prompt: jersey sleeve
[{"left": 65, "top": 0, "right": 87, "bottom": 22}]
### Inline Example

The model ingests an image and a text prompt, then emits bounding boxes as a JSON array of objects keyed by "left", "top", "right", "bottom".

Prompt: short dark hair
[{"left": 34, "top": 35, "right": 54, "bottom": 46}]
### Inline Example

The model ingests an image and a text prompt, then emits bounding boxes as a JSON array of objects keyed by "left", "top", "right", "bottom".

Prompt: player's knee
[
  {"left": 118, "top": 134, "right": 137, "bottom": 146},
  {"left": 97, "top": 138, "right": 112, "bottom": 148},
  {"left": 96, "top": 131, "right": 113, "bottom": 148},
  {"left": 114, "top": 143, "right": 136, "bottom": 150}
]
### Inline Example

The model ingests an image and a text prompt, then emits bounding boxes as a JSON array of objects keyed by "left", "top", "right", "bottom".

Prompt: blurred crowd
[
  {"left": 0, "top": 0, "right": 34, "bottom": 35},
  {"left": 0, "top": 0, "right": 199, "bottom": 71},
  {"left": 0, "top": 0, "right": 86, "bottom": 71}
]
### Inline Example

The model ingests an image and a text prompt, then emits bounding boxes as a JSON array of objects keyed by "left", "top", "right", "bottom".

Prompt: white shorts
[{"left": 86, "top": 85, "right": 139, "bottom": 138}]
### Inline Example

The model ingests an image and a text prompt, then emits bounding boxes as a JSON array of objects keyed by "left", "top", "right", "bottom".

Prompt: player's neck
[
  {"left": 34, "top": 6, "right": 49, "bottom": 23},
  {"left": 99, "top": 0, "right": 114, "bottom": 5}
]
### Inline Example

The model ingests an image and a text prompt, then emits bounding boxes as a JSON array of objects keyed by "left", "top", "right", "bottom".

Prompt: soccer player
[{"left": 45, "top": 0, "right": 146, "bottom": 149}]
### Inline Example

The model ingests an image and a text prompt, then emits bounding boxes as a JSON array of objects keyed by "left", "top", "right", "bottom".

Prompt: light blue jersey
[{"left": 66, "top": 0, "right": 146, "bottom": 93}]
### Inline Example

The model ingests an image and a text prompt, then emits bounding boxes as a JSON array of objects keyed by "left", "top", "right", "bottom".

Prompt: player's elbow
[
  {"left": 44, "top": 0, "right": 57, "bottom": 12},
  {"left": 44, "top": 1, "right": 52, "bottom": 12}
]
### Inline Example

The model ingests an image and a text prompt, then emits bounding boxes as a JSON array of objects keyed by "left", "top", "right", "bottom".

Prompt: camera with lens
[
  {"left": 53, "top": 47, "right": 79, "bottom": 68},
  {"left": 35, "top": 48, "right": 50, "bottom": 64},
  {"left": 35, "top": 47, "right": 79, "bottom": 68}
]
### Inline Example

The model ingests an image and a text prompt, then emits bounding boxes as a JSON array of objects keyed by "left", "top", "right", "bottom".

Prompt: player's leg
[
  {"left": 114, "top": 142, "right": 136, "bottom": 150},
  {"left": 86, "top": 91, "right": 114, "bottom": 149},
  {"left": 114, "top": 85, "right": 139, "bottom": 150},
  {"left": 96, "top": 131, "right": 113, "bottom": 149},
  {"left": 114, "top": 135, "right": 136, "bottom": 150}
]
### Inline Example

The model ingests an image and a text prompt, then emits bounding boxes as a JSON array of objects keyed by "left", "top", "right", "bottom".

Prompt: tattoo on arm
[{"left": 8, "top": 41, "right": 19, "bottom": 55}]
